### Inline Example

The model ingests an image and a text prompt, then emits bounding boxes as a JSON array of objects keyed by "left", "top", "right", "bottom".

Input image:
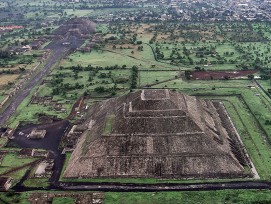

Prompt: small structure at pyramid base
[
  {"left": 0, "top": 177, "right": 13, "bottom": 191},
  {"left": 64, "top": 89, "right": 256, "bottom": 179},
  {"left": 28, "top": 129, "right": 46, "bottom": 139}
]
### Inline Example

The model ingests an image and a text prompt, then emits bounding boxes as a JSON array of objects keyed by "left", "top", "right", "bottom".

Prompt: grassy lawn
[
  {"left": 139, "top": 71, "right": 179, "bottom": 86},
  {"left": 0, "top": 137, "right": 8, "bottom": 147},
  {"left": 52, "top": 197, "right": 76, "bottom": 204},
  {"left": 0, "top": 192, "right": 30, "bottom": 204},
  {"left": 154, "top": 42, "right": 241, "bottom": 70},
  {"left": 23, "top": 178, "right": 50, "bottom": 188},
  {"left": 0, "top": 153, "right": 37, "bottom": 174},
  {"left": 62, "top": 50, "right": 179, "bottom": 70},
  {"left": 103, "top": 114, "right": 115, "bottom": 134},
  {"left": 9, "top": 166, "right": 30, "bottom": 186},
  {"left": 63, "top": 9, "right": 94, "bottom": 17},
  {"left": 0, "top": 152, "right": 38, "bottom": 186},
  {"left": 2, "top": 190, "right": 271, "bottom": 204},
  {"left": 213, "top": 96, "right": 271, "bottom": 179},
  {"left": 258, "top": 80, "right": 271, "bottom": 93},
  {"left": 105, "top": 190, "right": 271, "bottom": 204},
  {"left": 22, "top": 163, "right": 50, "bottom": 188},
  {"left": 59, "top": 152, "right": 72, "bottom": 181},
  {"left": 152, "top": 79, "right": 251, "bottom": 90}
]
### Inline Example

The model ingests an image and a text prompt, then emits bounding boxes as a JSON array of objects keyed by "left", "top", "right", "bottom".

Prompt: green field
[
  {"left": 62, "top": 49, "right": 179, "bottom": 69},
  {"left": 52, "top": 197, "right": 76, "bottom": 204},
  {"left": 0, "top": 152, "right": 38, "bottom": 185},
  {"left": 1, "top": 190, "right": 271, "bottom": 204},
  {"left": 0, "top": 153, "right": 36, "bottom": 174},
  {"left": 139, "top": 71, "right": 179, "bottom": 86},
  {"left": 105, "top": 190, "right": 271, "bottom": 204}
]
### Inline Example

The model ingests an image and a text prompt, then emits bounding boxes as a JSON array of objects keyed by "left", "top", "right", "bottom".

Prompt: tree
[
  {"left": 130, "top": 66, "right": 138, "bottom": 89},
  {"left": 94, "top": 86, "right": 106, "bottom": 93},
  {"left": 194, "top": 66, "right": 202, "bottom": 71},
  {"left": 248, "top": 74, "right": 254, "bottom": 80},
  {"left": 260, "top": 74, "right": 270, "bottom": 80},
  {"left": 184, "top": 70, "right": 192, "bottom": 80}
]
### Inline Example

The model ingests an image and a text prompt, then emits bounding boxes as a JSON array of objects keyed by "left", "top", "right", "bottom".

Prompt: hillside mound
[{"left": 64, "top": 89, "right": 253, "bottom": 179}]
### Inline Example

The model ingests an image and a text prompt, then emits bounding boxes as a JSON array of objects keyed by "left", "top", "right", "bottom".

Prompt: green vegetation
[
  {"left": 212, "top": 96, "right": 271, "bottom": 179},
  {"left": 0, "top": 152, "right": 38, "bottom": 185},
  {"left": 0, "top": 192, "right": 30, "bottom": 204},
  {"left": 59, "top": 152, "right": 72, "bottom": 181},
  {"left": 0, "top": 136, "right": 8, "bottom": 147},
  {"left": 62, "top": 49, "right": 178, "bottom": 69},
  {"left": 22, "top": 163, "right": 50, "bottom": 188},
  {"left": 23, "top": 178, "right": 50, "bottom": 188},
  {"left": 52, "top": 197, "right": 75, "bottom": 204},
  {"left": 2, "top": 190, "right": 271, "bottom": 204},
  {"left": 105, "top": 190, "right": 271, "bottom": 204},
  {"left": 139, "top": 71, "right": 179, "bottom": 87},
  {"left": 103, "top": 114, "right": 115, "bottom": 134},
  {"left": 0, "top": 153, "right": 37, "bottom": 174}
]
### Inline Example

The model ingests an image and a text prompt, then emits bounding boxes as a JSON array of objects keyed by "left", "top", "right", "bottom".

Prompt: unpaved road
[{"left": 0, "top": 36, "right": 83, "bottom": 127}]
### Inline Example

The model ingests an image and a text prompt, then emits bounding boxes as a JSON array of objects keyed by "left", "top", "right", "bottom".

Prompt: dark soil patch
[
  {"left": 8, "top": 120, "right": 69, "bottom": 153},
  {"left": 7, "top": 120, "right": 69, "bottom": 184}
]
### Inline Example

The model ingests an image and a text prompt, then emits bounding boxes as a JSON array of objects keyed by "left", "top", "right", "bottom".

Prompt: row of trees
[{"left": 130, "top": 66, "right": 138, "bottom": 89}]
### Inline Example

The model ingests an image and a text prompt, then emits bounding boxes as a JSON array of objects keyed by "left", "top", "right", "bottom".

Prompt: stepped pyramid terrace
[
  {"left": 64, "top": 89, "right": 255, "bottom": 179},
  {"left": 53, "top": 18, "right": 96, "bottom": 38}
]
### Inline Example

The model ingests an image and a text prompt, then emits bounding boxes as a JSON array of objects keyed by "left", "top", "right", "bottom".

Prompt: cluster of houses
[
  {"left": 0, "top": 25, "right": 23, "bottom": 32},
  {"left": 87, "top": 0, "right": 271, "bottom": 22},
  {"left": 7, "top": 38, "right": 48, "bottom": 55},
  {"left": 31, "top": 96, "right": 66, "bottom": 113}
]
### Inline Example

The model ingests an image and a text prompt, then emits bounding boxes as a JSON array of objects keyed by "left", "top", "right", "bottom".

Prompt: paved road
[
  {"left": 11, "top": 180, "right": 271, "bottom": 192},
  {"left": 0, "top": 36, "right": 83, "bottom": 127},
  {"left": 59, "top": 181, "right": 271, "bottom": 191},
  {"left": 0, "top": 46, "right": 67, "bottom": 127}
]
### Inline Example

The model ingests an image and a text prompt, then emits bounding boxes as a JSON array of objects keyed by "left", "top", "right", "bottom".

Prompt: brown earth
[{"left": 0, "top": 74, "right": 19, "bottom": 86}]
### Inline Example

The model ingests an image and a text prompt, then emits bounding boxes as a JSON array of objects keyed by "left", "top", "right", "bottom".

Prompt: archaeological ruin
[
  {"left": 64, "top": 89, "right": 255, "bottom": 179},
  {"left": 53, "top": 18, "right": 96, "bottom": 38}
]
